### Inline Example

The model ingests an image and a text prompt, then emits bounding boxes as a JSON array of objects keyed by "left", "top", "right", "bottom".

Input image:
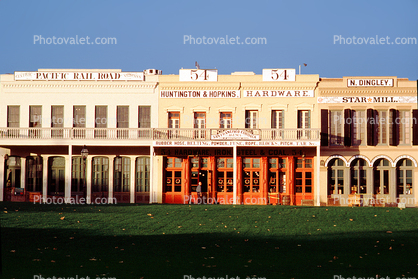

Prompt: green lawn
[{"left": 1, "top": 202, "right": 418, "bottom": 279}]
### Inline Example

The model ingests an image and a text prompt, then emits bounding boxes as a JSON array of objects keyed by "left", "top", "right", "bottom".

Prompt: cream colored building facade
[
  {"left": 155, "top": 70, "right": 321, "bottom": 206},
  {"left": 318, "top": 77, "right": 418, "bottom": 207},
  {"left": 0, "top": 69, "right": 160, "bottom": 204}
]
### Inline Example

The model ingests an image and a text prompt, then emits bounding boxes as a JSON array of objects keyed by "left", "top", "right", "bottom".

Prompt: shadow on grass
[{"left": 2, "top": 225, "right": 418, "bottom": 279}]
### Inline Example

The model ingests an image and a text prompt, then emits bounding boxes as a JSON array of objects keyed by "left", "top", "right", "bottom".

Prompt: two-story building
[
  {"left": 318, "top": 77, "right": 418, "bottom": 207},
  {"left": 154, "top": 69, "right": 321, "bottom": 205},
  {"left": 0, "top": 68, "right": 160, "bottom": 204}
]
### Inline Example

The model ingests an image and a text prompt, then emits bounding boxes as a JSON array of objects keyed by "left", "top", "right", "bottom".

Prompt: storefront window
[
  {"left": 92, "top": 157, "right": 109, "bottom": 192},
  {"left": 328, "top": 158, "right": 344, "bottom": 195},
  {"left": 396, "top": 159, "right": 413, "bottom": 197}
]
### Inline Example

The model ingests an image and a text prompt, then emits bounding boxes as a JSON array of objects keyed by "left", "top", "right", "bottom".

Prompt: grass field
[{"left": 1, "top": 202, "right": 418, "bottom": 279}]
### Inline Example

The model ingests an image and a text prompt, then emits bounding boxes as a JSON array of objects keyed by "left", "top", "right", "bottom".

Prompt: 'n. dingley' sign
[
  {"left": 347, "top": 79, "right": 393, "bottom": 87},
  {"left": 211, "top": 130, "right": 260, "bottom": 141},
  {"left": 14, "top": 71, "right": 144, "bottom": 81}
]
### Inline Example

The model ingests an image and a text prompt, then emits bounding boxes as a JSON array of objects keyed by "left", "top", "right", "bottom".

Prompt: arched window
[
  {"left": 350, "top": 159, "right": 367, "bottom": 194},
  {"left": 397, "top": 159, "right": 413, "bottom": 197},
  {"left": 328, "top": 158, "right": 344, "bottom": 195},
  {"left": 373, "top": 159, "right": 390, "bottom": 195}
]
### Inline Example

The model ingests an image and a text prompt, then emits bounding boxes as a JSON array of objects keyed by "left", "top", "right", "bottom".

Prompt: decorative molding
[
  {"left": 347, "top": 155, "right": 371, "bottom": 167},
  {"left": 393, "top": 155, "right": 418, "bottom": 167},
  {"left": 324, "top": 155, "right": 348, "bottom": 167},
  {"left": 370, "top": 155, "right": 394, "bottom": 166}
]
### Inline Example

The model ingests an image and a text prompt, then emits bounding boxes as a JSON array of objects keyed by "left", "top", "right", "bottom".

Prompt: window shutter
[
  {"left": 245, "top": 110, "right": 250, "bottom": 128},
  {"left": 344, "top": 109, "right": 352, "bottom": 146},
  {"left": 389, "top": 109, "right": 399, "bottom": 146},
  {"left": 307, "top": 110, "right": 311, "bottom": 128},
  {"left": 321, "top": 109, "right": 328, "bottom": 146},
  {"left": 367, "top": 109, "right": 375, "bottom": 146},
  {"left": 138, "top": 106, "right": 151, "bottom": 128},
  {"left": 413, "top": 109, "right": 418, "bottom": 145}
]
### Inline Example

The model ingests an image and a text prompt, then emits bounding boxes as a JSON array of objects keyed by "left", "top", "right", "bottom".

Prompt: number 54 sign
[
  {"left": 262, "top": 69, "right": 295, "bottom": 81},
  {"left": 179, "top": 69, "right": 218, "bottom": 81}
]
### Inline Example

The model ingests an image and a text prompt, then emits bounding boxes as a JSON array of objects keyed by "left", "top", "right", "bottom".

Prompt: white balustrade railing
[{"left": 0, "top": 128, "right": 320, "bottom": 141}]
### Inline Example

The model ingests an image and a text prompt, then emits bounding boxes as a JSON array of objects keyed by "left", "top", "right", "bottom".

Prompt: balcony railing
[{"left": 0, "top": 128, "right": 320, "bottom": 141}]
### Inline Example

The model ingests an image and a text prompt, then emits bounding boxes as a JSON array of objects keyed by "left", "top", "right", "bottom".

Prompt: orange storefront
[{"left": 155, "top": 147, "right": 316, "bottom": 205}]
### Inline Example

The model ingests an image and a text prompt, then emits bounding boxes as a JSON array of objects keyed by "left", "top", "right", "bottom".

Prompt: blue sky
[{"left": 0, "top": 0, "right": 417, "bottom": 79}]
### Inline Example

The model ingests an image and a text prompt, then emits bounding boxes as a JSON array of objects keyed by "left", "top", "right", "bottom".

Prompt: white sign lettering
[
  {"left": 263, "top": 69, "right": 296, "bottom": 81},
  {"left": 15, "top": 71, "right": 144, "bottom": 81},
  {"left": 347, "top": 79, "right": 393, "bottom": 87}
]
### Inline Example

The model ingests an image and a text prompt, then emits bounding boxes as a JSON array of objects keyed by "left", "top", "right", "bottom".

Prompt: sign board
[
  {"left": 15, "top": 71, "right": 144, "bottom": 81},
  {"left": 211, "top": 130, "right": 260, "bottom": 140},
  {"left": 179, "top": 69, "right": 218, "bottom": 81},
  {"left": 244, "top": 90, "right": 314, "bottom": 97},
  {"left": 317, "top": 96, "right": 416, "bottom": 103},
  {"left": 347, "top": 79, "right": 393, "bottom": 87},
  {"left": 160, "top": 90, "right": 240, "bottom": 98},
  {"left": 262, "top": 69, "right": 296, "bottom": 81},
  {"left": 153, "top": 141, "right": 320, "bottom": 147}
]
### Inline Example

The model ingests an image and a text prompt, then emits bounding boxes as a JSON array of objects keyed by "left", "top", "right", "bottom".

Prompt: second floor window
[
  {"left": 168, "top": 112, "right": 180, "bottom": 128},
  {"left": 29, "top": 106, "right": 42, "bottom": 128},
  {"left": 245, "top": 110, "right": 258, "bottom": 129},
  {"left": 271, "top": 110, "right": 284, "bottom": 129},
  {"left": 220, "top": 112, "right": 232, "bottom": 129},
  {"left": 7, "top": 106, "right": 20, "bottom": 128},
  {"left": 73, "top": 106, "right": 86, "bottom": 128}
]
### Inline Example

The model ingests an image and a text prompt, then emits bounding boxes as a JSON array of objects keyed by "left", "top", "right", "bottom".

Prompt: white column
[
  {"left": 20, "top": 157, "right": 26, "bottom": 190},
  {"left": 0, "top": 155, "right": 5, "bottom": 201},
  {"left": 42, "top": 156, "right": 48, "bottom": 201},
  {"left": 315, "top": 145, "right": 320, "bottom": 206},
  {"left": 149, "top": 146, "right": 154, "bottom": 203},
  {"left": 233, "top": 145, "right": 237, "bottom": 205},
  {"left": 390, "top": 168, "right": 397, "bottom": 203},
  {"left": 86, "top": 156, "right": 92, "bottom": 204},
  {"left": 108, "top": 156, "right": 114, "bottom": 204},
  {"left": 65, "top": 145, "right": 72, "bottom": 202},
  {"left": 130, "top": 156, "right": 136, "bottom": 203}
]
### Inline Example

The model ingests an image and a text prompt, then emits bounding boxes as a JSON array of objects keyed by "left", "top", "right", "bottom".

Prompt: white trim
[
  {"left": 190, "top": 106, "right": 210, "bottom": 113},
  {"left": 347, "top": 155, "right": 371, "bottom": 167},
  {"left": 295, "top": 102, "right": 314, "bottom": 110},
  {"left": 324, "top": 155, "right": 348, "bottom": 167},
  {"left": 242, "top": 103, "right": 262, "bottom": 111},
  {"left": 165, "top": 106, "right": 184, "bottom": 113},
  {"left": 268, "top": 103, "right": 289, "bottom": 112},
  {"left": 370, "top": 155, "right": 394, "bottom": 167},
  {"left": 217, "top": 106, "right": 236, "bottom": 113},
  {"left": 393, "top": 155, "right": 418, "bottom": 167}
]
